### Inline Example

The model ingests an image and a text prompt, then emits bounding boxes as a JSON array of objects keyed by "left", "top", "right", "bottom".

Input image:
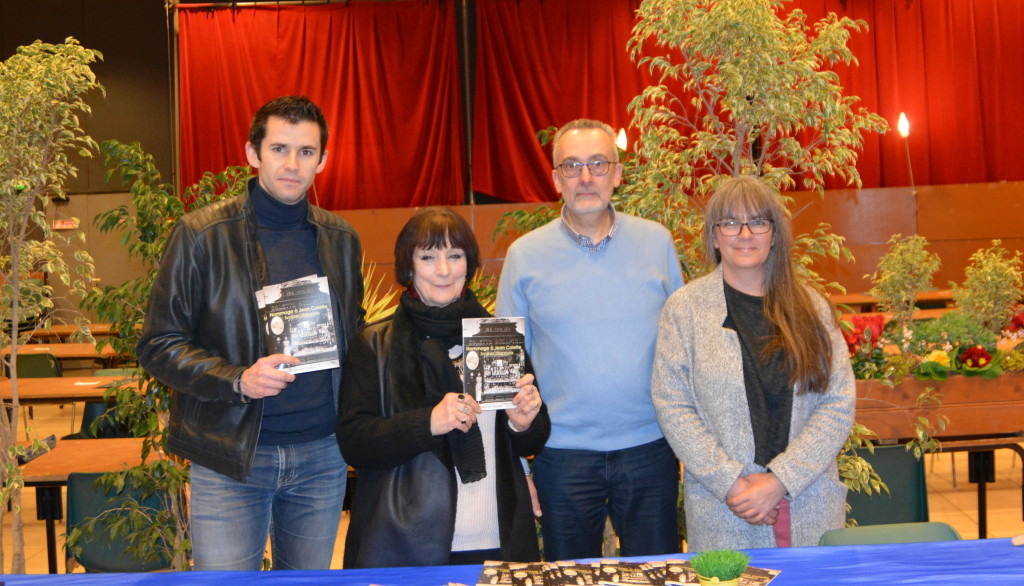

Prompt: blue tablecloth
[{"left": 4, "top": 538, "right": 1022, "bottom": 584}]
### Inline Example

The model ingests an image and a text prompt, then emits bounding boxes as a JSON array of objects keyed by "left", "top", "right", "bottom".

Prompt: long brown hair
[{"left": 704, "top": 176, "right": 834, "bottom": 393}]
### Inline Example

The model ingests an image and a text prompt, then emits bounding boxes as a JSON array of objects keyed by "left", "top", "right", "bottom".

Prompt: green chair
[
  {"left": 3, "top": 352, "right": 63, "bottom": 436},
  {"left": 3, "top": 351, "right": 62, "bottom": 378},
  {"left": 846, "top": 444, "right": 928, "bottom": 526},
  {"left": 819, "top": 521, "right": 962, "bottom": 546},
  {"left": 65, "top": 472, "right": 172, "bottom": 572},
  {"left": 65, "top": 368, "right": 141, "bottom": 439}
]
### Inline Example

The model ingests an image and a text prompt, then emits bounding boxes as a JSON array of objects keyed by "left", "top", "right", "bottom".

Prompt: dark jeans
[{"left": 532, "top": 437, "right": 680, "bottom": 561}]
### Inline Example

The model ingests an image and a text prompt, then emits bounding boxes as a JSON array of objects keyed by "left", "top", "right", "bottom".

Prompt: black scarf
[{"left": 399, "top": 289, "right": 491, "bottom": 483}]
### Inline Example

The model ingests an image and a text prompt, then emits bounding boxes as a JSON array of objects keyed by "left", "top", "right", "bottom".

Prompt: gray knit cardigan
[{"left": 651, "top": 266, "right": 855, "bottom": 551}]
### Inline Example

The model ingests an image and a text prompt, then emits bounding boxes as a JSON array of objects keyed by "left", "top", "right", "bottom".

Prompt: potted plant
[
  {"left": 68, "top": 139, "right": 251, "bottom": 569},
  {"left": 0, "top": 37, "right": 101, "bottom": 574},
  {"left": 690, "top": 549, "right": 751, "bottom": 586},
  {"left": 851, "top": 238, "right": 1024, "bottom": 456}
]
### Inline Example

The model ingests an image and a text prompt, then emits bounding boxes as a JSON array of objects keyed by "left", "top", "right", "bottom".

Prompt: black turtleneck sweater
[{"left": 250, "top": 181, "right": 336, "bottom": 446}]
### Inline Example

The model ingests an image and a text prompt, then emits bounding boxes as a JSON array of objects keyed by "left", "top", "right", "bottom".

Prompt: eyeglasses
[
  {"left": 555, "top": 160, "right": 618, "bottom": 178},
  {"left": 714, "top": 219, "right": 774, "bottom": 237}
]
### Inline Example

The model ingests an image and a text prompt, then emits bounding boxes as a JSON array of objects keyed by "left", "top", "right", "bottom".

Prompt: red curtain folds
[
  {"left": 177, "top": 2, "right": 464, "bottom": 210},
  {"left": 472, "top": 0, "right": 1024, "bottom": 202},
  {"left": 177, "top": 1, "right": 1024, "bottom": 209},
  {"left": 795, "top": 0, "right": 1024, "bottom": 190},
  {"left": 471, "top": 0, "right": 648, "bottom": 203}
]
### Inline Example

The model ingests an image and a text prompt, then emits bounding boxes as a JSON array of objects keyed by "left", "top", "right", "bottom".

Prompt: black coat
[
  {"left": 336, "top": 304, "right": 550, "bottom": 568},
  {"left": 138, "top": 179, "right": 364, "bottom": 481}
]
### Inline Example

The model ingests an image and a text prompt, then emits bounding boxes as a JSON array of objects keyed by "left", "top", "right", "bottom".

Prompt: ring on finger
[
  {"left": 459, "top": 418, "right": 467, "bottom": 425},
  {"left": 462, "top": 405, "right": 470, "bottom": 414}
]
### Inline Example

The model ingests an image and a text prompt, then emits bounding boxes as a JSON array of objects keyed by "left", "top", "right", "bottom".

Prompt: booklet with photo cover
[
  {"left": 462, "top": 317, "right": 527, "bottom": 410},
  {"left": 255, "top": 274, "right": 339, "bottom": 374}
]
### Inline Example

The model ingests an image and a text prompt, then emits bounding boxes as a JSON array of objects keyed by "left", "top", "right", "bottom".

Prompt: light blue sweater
[{"left": 497, "top": 213, "right": 684, "bottom": 451}]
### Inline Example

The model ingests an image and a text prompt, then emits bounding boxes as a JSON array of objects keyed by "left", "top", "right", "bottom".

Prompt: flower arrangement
[
  {"left": 847, "top": 239, "right": 1024, "bottom": 383},
  {"left": 842, "top": 314, "right": 888, "bottom": 380}
]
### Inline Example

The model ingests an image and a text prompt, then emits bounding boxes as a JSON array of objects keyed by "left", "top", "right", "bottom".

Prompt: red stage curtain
[
  {"left": 177, "top": 1, "right": 1024, "bottom": 209},
  {"left": 471, "top": 0, "right": 649, "bottom": 203},
  {"left": 472, "top": 0, "right": 1024, "bottom": 202},
  {"left": 794, "top": 0, "right": 1024, "bottom": 190},
  {"left": 177, "top": 2, "right": 463, "bottom": 210}
]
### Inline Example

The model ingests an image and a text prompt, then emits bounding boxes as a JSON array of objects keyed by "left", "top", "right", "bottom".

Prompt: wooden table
[
  {"left": 22, "top": 438, "right": 151, "bottom": 574},
  {"left": 28, "top": 323, "right": 114, "bottom": 342},
  {"left": 830, "top": 289, "right": 955, "bottom": 313},
  {"left": 3, "top": 343, "right": 119, "bottom": 361},
  {"left": 839, "top": 307, "right": 950, "bottom": 324},
  {"left": 0, "top": 376, "right": 122, "bottom": 405},
  {"left": 3, "top": 344, "right": 121, "bottom": 373},
  {"left": 1, "top": 375, "right": 135, "bottom": 442}
]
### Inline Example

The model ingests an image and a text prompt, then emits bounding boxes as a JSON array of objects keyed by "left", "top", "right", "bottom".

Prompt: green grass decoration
[{"left": 690, "top": 549, "right": 751, "bottom": 581}]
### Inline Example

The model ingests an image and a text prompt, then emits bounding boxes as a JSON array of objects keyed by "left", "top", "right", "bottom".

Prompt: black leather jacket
[{"left": 138, "top": 182, "right": 364, "bottom": 481}]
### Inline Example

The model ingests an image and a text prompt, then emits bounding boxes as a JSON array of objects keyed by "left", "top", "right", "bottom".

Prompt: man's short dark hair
[
  {"left": 249, "top": 95, "right": 329, "bottom": 160},
  {"left": 394, "top": 207, "right": 480, "bottom": 288}
]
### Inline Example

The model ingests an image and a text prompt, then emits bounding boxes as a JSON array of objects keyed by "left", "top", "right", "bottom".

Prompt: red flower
[
  {"left": 959, "top": 345, "right": 992, "bottom": 369},
  {"left": 842, "top": 314, "right": 886, "bottom": 354},
  {"left": 1008, "top": 305, "right": 1024, "bottom": 333}
]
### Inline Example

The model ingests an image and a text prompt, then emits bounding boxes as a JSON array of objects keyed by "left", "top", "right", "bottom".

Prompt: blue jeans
[
  {"left": 532, "top": 437, "right": 680, "bottom": 560},
  {"left": 190, "top": 435, "right": 346, "bottom": 570}
]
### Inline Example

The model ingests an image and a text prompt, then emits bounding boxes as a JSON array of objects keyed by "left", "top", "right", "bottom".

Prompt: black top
[
  {"left": 251, "top": 181, "right": 335, "bottom": 445},
  {"left": 722, "top": 280, "right": 793, "bottom": 466}
]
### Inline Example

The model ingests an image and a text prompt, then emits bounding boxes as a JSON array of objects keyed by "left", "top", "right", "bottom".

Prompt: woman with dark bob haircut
[
  {"left": 651, "top": 176, "right": 855, "bottom": 550},
  {"left": 336, "top": 206, "right": 550, "bottom": 568}
]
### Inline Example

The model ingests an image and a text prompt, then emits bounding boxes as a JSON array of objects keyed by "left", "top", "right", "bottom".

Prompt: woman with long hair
[{"left": 651, "top": 176, "right": 855, "bottom": 550}]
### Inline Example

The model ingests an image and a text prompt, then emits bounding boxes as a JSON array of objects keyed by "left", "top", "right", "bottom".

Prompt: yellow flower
[{"left": 925, "top": 349, "right": 951, "bottom": 367}]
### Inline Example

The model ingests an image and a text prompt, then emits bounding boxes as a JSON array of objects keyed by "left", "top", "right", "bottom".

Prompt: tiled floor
[{"left": 3, "top": 404, "right": 1023, "bottom": 573}]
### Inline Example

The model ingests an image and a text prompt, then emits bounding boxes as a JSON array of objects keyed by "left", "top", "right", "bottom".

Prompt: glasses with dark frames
[
  {"left": 714, "top": 219, "right": 774, "bottom": 236},
  {"left": 555, "top": 160, "right": 618, "bottom": 178}
]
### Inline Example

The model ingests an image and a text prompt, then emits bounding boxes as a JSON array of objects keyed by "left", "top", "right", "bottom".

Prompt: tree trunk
[
  {"left": 9, "top": 488, "right": 25, "bottom": 574},
  {"left": 0, "top": 403, "right": 26, "bottom": 574},
  {"left": 0, "top": 489, "right": 6, "bottom": 572}
]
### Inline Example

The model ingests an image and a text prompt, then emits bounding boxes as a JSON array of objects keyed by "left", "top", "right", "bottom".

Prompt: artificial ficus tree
[
  {"left": 626, "top": 0, "right": 889, "bottom": 280},
  {"left": 0, "top": 37, "right": 102, "bottom": 573}
]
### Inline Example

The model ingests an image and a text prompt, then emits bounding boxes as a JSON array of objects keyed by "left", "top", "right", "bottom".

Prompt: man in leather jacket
[{"left": 137, "top": 96, "right": 364, "bottom": 570}]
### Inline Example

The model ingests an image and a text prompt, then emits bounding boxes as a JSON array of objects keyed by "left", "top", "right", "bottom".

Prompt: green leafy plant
[
  {"left": 73, "top": 139, "right": 252, "bottom": 569},
  {"left": 904, "top": 387, "right": 948, "bottom": 459},
  {"left": 914, "top": 349, "right": 954, "bottom": 382},
  {"left": 911, "top": 310, "right": 998, "bottom": 360},
  {"left": 0, "top": 37, "right": 101, "bottom": 573},
  {"left": 838, "top": 423, "right": 888, "bottom": 526},
  {"left": 1000, "top": 348, "right": 1024, "bottom": 372},
  {"left": 867, "top": 234, "right": 941, "bottom": 335},
  {"left": 625, "top": 0, "right": 886, "bottom": 282},
  {"left": 690, "top": 548, "right": 751, "bottom": 582},
  {"left": 952, "top": 240, "right": 1024, "bottom": 334}
]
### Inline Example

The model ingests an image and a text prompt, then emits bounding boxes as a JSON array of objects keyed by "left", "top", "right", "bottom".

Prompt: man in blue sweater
[
  {"left": 138, "top": 96, "right": 364, "bottom": 570},
  {"left": 496, "top": 119, "right": 684, "bottom": 560}
]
